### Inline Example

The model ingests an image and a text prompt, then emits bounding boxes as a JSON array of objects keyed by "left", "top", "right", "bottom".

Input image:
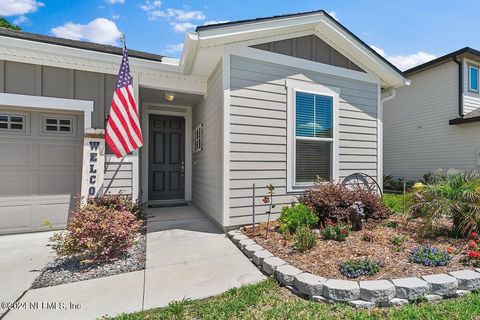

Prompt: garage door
[{"left": 0, "top": 107, "right": 83, "bottom": 235}]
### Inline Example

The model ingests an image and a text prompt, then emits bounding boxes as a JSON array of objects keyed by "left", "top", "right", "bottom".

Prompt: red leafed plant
[{"left": 51, "top": 202, "right": 142, "bottom": 262}]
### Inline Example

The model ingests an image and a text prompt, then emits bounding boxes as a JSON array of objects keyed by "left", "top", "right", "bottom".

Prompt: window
[
  {"left": 43, "top": 117, "right": 73, "bottom": 133},
  {"left": 469, "top": 65, "right": 479, "bottom": 92},
  {"left": 0, "top": 114, "right": 25, "bottom": 131},
  {"left": 286, "top": 79, "right": 339, "bottom": 191},
  {"left": 193, "top": 124, "right": 203, "bottom": 153}
]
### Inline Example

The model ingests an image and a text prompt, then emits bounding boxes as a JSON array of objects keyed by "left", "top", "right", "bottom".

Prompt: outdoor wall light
[{"left": 165, "top": 92, "right": 175, "bottom": 101}]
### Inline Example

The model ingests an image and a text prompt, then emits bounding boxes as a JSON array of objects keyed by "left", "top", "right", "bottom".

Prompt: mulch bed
[
  {"left": 31, "top": 230, "right": 146, "bottom": 289},
  {"left": 244, "top": 214, "right": 475, "bottom": 280}
]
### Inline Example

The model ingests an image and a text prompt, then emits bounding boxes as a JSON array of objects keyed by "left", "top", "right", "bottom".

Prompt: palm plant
[{"left": 411, "top": 168, "right": 480, "bottom": 236}]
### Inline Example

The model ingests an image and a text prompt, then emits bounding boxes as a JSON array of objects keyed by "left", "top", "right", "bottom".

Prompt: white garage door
[{"left": 0, "top": 107, "right": 83, "bottom": 235}]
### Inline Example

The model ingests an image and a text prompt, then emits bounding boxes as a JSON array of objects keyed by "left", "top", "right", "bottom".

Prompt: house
[
  {"left": 384, "top": 47, "right": 480, "bottom": 181},
  {"left": 0, "top": 10, "right": 407, "bottom": 235}
]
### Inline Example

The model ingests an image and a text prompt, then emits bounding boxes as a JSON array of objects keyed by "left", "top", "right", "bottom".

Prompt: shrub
[
  {"left": 384, "top": 175, "right": 415, "bottom": 192},
  {"left": 294, "top": 226, "right": 317, "bottom": 252},
  {"left": 466, "top": 232, "right": 480, "bottom": 264},
  {"left": 409, "top": 246, "right": 452, "bottom": 267},
  {"left": 339, "top": 258, "right": 381, "bottom": 278},
  {"left": 278, "top": 203, "right": 318, "bottom": 234},
  {"left": 298, "top": 180, "right": 390, "bottom": 227},
  {"left": 51, "top": 203, "right": 142, "bottom": 261},
  {"left": 321, "top": 224, "right": 350, "bottom": 241},
  {"left": 87, "top": 194, "right": 143, "bottom": 219},
  {"left": 410, "top": 168, "right": 480, "bottom": 236}
]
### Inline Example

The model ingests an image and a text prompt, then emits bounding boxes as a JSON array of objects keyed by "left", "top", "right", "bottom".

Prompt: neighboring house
[
  {"left": 0, "top": 10, "right": 407, "bottom": 235},
  {"left": 384, "top": 47, "right": 480, "bottom": 181}
]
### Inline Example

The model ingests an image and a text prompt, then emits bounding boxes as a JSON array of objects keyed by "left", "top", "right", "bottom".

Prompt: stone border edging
[{"left": 227, "top": 230, "right": 480, "bottom": 308}]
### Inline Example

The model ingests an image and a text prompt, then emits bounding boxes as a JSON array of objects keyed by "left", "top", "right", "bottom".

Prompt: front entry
[{"left": 148, "top": 114, "right": 185, "bottom": 201}]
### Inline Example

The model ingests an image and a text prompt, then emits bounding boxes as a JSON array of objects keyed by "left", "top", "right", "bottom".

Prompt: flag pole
[{"left": 120, "top": 33, "right": 126, "bottom": 48}]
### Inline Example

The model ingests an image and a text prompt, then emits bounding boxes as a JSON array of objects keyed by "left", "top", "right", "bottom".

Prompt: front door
[{"left": 148, "top": 114, "right": 185, "bottom": 201}]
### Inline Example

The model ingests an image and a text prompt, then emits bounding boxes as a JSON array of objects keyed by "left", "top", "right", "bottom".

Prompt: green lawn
[
  {"left": 111, "top": 278, "right": 480, "bottom": 320},
  {"left": 382, "top": 192, "right": 414, "bottom": 214}
]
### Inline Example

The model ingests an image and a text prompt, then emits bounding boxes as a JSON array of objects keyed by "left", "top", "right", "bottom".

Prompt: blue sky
[{"left": 0, "top": 0, "right": 478, "bottom": 70}]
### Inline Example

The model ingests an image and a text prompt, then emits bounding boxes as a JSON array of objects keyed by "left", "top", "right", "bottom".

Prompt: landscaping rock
[
  {"left": 359, "top": 280, "right": 396, "bottom": 302},
  {"left": 275, "top": 264, "right": 303, "bottom": 286},
  {"left": 454, "top": 290, "right": 471, "bottom": 297},
  {"left": 238, "top": 238, "right": 256, "bottom": 250},
  {"left": 387, "top": 298, "right": 409, "bottom": 307},
  {"left": 231, "top": 234, "right": 248, "bottom": 245},
  {"left": 262, "top": 257, "right": 287, "bottom": 275},
  {"left": 294, "top": 273, "right": 327, "bottom": 297},
  {"left": 448, "top": 270, "right": 480, "bottom": 290},
  {"left": 312, "top": 295, "right": 334, "bottom": 304},
  {"left": 251, "top": 250, "right": 274, "bottom": 266},
  {"left": 227, "top": 230, "right": 240, "bottom": 238},
  {"left": 392, "top": 277, "right": 429, "bottom": 300},
  {"left": 323, "top": 279, "right": 360, "bottom": 302},
  {"left": 243, "top": 244, "right": 264, "bottom": 259},
  {"left": 425, "top": 294, "right": 443, "bottom": 302},
  {"left": 348, "top": 300, "right": 375, "bottom": 309},
  {"left": 422, "top": 274, "right": 458, "bottom": 295},
  {"left": 285, "top": 285, "right": 302, "bottom": 296}
]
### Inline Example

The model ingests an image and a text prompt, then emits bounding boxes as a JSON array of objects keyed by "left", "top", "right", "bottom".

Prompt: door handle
[{"left": 181, "top": 161, "right": 185, "bottom": 176}]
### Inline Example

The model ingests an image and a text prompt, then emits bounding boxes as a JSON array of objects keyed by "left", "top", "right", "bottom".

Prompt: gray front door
[{"left": 148, "top": 114, "right": 185, "bottom": 201}]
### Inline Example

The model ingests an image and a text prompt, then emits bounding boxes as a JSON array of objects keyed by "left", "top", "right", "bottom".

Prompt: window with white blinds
[{"left": 295, "top": 91, "right": 333, "bottom": 183}]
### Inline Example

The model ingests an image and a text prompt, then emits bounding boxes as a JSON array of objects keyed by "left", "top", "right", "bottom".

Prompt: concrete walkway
[{"left": 2, "top": 205, "right": 264, "bottom": 319}]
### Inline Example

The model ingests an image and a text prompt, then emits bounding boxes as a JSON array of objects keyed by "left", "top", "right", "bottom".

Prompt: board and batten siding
[
  {"left": 0, "top": 60, "right": 133, "bottom": 195},
  {"left": 384, "top": 61, "right": 480, "bottom": 181},
  {"left": 192, "top": 63, "right": 223, "bottom": 225},
  {"left": 228, "top": 56, "right": 379, "bottom": 226}
]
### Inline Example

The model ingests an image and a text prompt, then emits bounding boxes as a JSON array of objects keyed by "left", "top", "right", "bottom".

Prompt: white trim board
[
  {"left": 286, "top": 78, "right": 340, "bottom": 193},
  {"left": 222, "top": 53, "right": 231, "bottom": 227},
  {"left": 140, "top": 103, "right": 193, "bottom": 204},
  {"left": 0, "top": 92, "right": 93, "bottom": 128}
]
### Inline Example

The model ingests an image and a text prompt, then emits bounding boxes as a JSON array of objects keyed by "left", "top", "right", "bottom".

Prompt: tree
[{"left": 0, "top": 18, "right": 21, "bottom": 31}]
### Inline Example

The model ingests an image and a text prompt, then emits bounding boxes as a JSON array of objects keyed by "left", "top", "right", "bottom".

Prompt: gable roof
[
  {"left": 192, "top": 10, "right": 407, "bottom": 88},
  {"left": 0, "top": 27, "right": 164, "bottom": 62},
  {"left": 405, "top": 47, "right": 480, "bottom": 76},
  {"left": 196, "top": 10, "right": 404, "bottom": 77}
]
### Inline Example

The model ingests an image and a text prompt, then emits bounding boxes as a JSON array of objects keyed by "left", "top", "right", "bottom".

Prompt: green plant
[
  {"left": 278, "top": 203, "right": 318, "bottom": 234},
  {"left": 50, "top": 203, "right": 142, "bottom": 261},
  {"left": 410, "top": 168, "right": 480, "bottom": 236},
  {"left": 321, "top": 224, "right": 350, "bottom": 241},
  {"left": 391, "top": 234, "right": 408, "bottom": 247},
  {"left": 385, "top": 220, "right": 399, "bottom": 228},
  {"left": 87, "top": 194, "right": 143, "bottom": 219},
  {"left": 294, "top": 226, "right": 317, "bottom": 252},
  {"left": 362, "top": 231, "right": 375, "bottom": 242},
  {"left": 298, "top": 180, "right": 390, "bottom": 227},
  {"left": 339, "top": 258, "right": 381, "bottom": 278},
  {"left": 410, "top": 246, "right": 452, "bottom": 267},
  {"left": 384, "top": 175, "right": 415, "bottom": 191},
  {"left": 382, "top": 193, "right": 414, "bottom": 214}
]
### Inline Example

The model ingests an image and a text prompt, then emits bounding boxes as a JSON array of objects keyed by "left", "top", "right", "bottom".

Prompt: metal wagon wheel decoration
[{"left": 341, "top": 172, "right": 382, "bottom": 196}]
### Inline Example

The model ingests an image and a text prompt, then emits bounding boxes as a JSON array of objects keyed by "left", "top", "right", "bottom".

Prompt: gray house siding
[
  {"left": 192, "top": 63, "right": 223, "bottom": 225},
  {"left": 252, "top": 35, "right": 364, "bottom": 73},
  {"left": 228, "top": 55, "right": 379, "bottom": 226},
  {"left": 0, "top": 60, "right": 132, "bottom": 196},
  {"left": 384, "top": 61, "right": 480, "bottom": 181}
]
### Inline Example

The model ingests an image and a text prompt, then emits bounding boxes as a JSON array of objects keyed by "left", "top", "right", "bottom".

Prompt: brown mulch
[{"left": 244, "top": 215, "right": 475, "bottom": 280}]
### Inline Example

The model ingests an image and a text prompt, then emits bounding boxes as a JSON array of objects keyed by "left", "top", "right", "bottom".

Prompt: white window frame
[
  {"left": 286, "top": 78, "right": 340, "bottom": 192},
  {"left": 469, "top": 65, "right": 479, "bottom": 93},
  {"left": 41, "top": 115, "right": 75, "bottom": 136},
  {"left": 0, "top": 112, "right": 27, "bottom": 133},
  {"left": 193, "top": 123, "right": 203, "bottom": 153}
]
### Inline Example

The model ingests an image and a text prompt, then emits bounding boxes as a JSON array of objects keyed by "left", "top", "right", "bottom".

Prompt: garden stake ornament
[{"left": 264, "top": 184, "right": 276, "bottom": 237}]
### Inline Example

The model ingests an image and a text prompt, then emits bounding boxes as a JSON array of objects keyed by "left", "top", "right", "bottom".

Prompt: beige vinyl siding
[
  {"left": 384, "top": 61, "right": 480, "bottom": 181},
  {"left": 228, "top": 56, "right": 379, "bottom": 226},
  {"left": 104, "top": 159, "right": 133, "bottom": 195},
  {"left": 192, "top": 63, "right": 223, "bottom": 225}
]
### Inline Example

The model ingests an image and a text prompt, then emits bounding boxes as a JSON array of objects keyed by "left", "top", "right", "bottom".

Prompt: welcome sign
[{"left": 81, "top": 128, "right": 105, "bottom": 200}]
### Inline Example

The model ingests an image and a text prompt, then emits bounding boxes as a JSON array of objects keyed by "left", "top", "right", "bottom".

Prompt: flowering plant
[
  {"left": 466, "top": 231, "right": 480, "bottom": 262},
  {"left": 339, "top": 258, "right": 381, "bottom": 278},
  {"left": 410, "top": 246, "right": 451, "bottom": 267},
  {"left": 321, "top": 224, "right": 350, "bottom": 241}
]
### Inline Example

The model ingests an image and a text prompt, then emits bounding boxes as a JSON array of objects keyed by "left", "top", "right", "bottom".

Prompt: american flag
[{"left": 106, "top": 44, "right": 143, "bottom": 158}]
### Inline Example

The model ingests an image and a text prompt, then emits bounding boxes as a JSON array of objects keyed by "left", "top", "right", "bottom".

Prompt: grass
[
  {"left": 110, "top": 278, "right": 480, "bottom": 320},
  {"left": 382, "top": 193, "right": 414, "bottom": 214}
]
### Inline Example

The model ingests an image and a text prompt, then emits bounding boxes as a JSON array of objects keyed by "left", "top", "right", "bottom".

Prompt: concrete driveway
[
  {"left": 0, "top": 231, "right": 54, "bottom": 317},
  {"left": 1, "top": 205, "right": 264, "bottom": 319}
]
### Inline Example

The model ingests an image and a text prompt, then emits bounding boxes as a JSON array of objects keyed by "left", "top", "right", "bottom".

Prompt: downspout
[{"left": 453, "top": 57, "right": 464, "bottom": 117}]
